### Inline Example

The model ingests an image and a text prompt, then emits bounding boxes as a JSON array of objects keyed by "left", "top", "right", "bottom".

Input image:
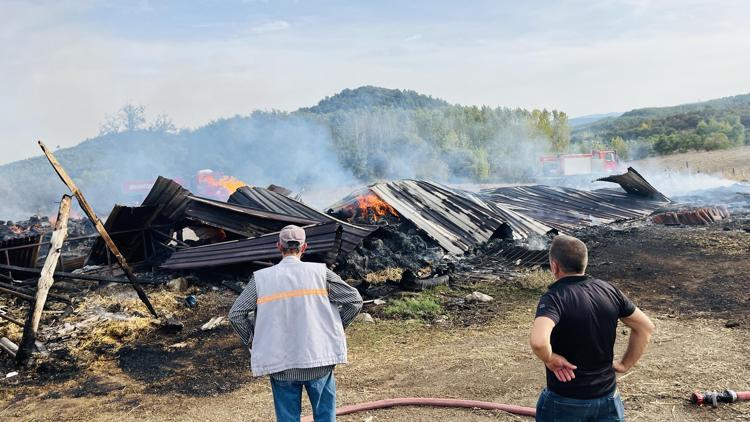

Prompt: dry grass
[
  {"left": 512, "top": 269, "right": 554, "bottom": 291},
  {"left": 365, "top": 267, "right": 404, "bottom": 283},
  {"left": 1, "top": 324, "right": 23, "bottom": 346},
  {"left": 65, "top": 288, "right": 186, "bottom": 356},
  {"left": 631, "top": 145, "right": 750, "bottom": 181}
]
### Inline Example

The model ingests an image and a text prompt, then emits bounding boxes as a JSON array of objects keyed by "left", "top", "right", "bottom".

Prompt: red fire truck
[{"left": 538, "top": 150, "right": 620, "bottom": 177}]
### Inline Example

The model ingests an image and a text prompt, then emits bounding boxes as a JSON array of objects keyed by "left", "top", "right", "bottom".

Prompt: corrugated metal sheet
[
  {"left": 478, "top": 184, "right": 669, "bottom": 234},
  {"left": 478, "top": 199, "right": 556, "bottom": 239},
  {"left": 86, "top": 205, "right": 160, "bottom": 265},
  {"left": 0, "top": 234, "right": 43, "bottom": 268},
  {"left": 229, "top": 185, "right": 376, "bottom": 253},
  {"left": 597, "top": 167, "right": 669, "bottom": 201},
  {"left": 141, "top": 176, "right": 193, "bottom": 221},
  {"left": 161, "top": 222, "right": 346, "bottom": 269},
  {"left": 366, "top": 180, "right": 507, "bottom": 255},
  {"left": 229, "top": 186, "right": 331, "bottom": 222},
  {"left": 184, "top": 196, "right": 320, "bottom": 237}
]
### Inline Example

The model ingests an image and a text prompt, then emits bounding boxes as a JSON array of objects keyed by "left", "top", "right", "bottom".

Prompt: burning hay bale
[{"left": 327, "top": 189, "right": 401, "bottom": 225}]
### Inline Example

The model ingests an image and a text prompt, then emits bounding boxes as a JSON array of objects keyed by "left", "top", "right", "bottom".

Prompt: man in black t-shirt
[{"left": 530, "top": 235, "right": 655, "bottom": 421}]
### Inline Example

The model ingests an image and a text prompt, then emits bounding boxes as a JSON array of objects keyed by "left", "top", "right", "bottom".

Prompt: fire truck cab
[{"left": 539, "top": 150, "right": 619, "bottom": 177}]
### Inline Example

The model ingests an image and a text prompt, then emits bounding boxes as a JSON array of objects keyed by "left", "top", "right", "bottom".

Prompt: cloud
[
  {"left": 403, "top": 33, "right": 422, "bottom": 43},
  {"left": 250, "top": 20, "right": 290, "bottom": 34}
]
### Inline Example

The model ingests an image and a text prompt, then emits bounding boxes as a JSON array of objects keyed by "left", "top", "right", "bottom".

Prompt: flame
[
  {"left": 198, "top": 173, "right": 248, "bottom": 196},
  {"left": 347, "top": 192, "right": 399, "bottom": 223}
]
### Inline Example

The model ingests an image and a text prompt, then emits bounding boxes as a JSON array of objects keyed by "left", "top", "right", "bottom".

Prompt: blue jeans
[
  {"left": 270, "top": 372, "right": 336, "bottom": 422},
  {"left": 536, "top": 388, "right": 625, "bottom": 421}
]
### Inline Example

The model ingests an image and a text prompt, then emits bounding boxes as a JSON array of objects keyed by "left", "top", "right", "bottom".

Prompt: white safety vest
[{"left": 251, "top": 256, "right": 348, "bottom": 376}]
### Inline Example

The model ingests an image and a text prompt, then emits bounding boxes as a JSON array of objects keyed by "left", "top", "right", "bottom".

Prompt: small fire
[
  {"left": 197, "top": 172, "right": 248, "bottom": 197},
  {"left": 346, "top": 192, "right": 399, "bottom": 224}
]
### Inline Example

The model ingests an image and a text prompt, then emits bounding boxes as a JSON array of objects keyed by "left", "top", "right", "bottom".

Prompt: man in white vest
[{"left": 229, "top": 225, "right": 363, "bottom": 422}]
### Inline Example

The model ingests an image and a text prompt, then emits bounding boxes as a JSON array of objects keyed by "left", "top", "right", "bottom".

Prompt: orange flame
[
  {"left": 198, "top": 173, "right": 248, "bottom": 196},
  {"left": 347, "top": 192, "right": 399, "bottom": 223}
]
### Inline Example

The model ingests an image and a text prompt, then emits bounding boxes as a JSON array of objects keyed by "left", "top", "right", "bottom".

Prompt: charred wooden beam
[
  {"left": 38, "top": 141, "right": 157, "bottom": 317},
  {"left": 0, "top": 285, "right": 35, "bottom": 301},
  {"left": 17, "top": 195, "right": 71, "bottom": 365},
  {"left": 0, "top": 263, "right": 154, "bottom": 286},
  {"left": 0, "top": 311, "right": 23, "bottom": 327},
  {"left": 0, "top": 282, "right": 70, "bottom": 304}
]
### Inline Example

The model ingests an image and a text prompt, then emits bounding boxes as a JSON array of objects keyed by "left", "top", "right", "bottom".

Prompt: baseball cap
[{"left": 279, "top": 225, "right": 306, "bottom": 248}]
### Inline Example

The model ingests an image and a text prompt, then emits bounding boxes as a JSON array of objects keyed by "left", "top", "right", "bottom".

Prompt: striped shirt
[{"left": 228, "top": 260, "right": 362, "bottom": 381}]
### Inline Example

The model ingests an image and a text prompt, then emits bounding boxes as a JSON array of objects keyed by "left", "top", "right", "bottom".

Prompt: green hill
[
  {"left": 300, "top": 86, "right": 449, "bottom": 114},
  {"left": 573, "top": 93, "right": 750, "bottom": 158}
]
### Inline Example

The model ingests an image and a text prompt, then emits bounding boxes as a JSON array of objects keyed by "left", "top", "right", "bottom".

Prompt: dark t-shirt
[{"left": 535, "top": 275, "right": 636, "bottom": 399}]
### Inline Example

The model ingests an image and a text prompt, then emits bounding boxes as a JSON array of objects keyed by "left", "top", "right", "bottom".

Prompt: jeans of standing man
[
  {"left": 536, "top": 388, "right": 625, "bottom": 422},
  {"left": 270, "top": 371, "right": 336, "bottom": 422}
]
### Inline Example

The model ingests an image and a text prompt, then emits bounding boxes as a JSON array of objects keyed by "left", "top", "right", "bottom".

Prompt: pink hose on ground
[{"left": 300, "top": 397, "right": 536, "bottom": 421}]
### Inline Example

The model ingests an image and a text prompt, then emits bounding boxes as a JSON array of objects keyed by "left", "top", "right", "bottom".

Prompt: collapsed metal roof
[
  {"left": 229, "top": 185, "right": 376, "bottom": 255},
  {"left": 161, "top": 221, "right": 358, "bottom": 270},
  {"left": 0, "top": 234, "right": 43, "bottom": 269},
  {"left": 597, "top": 167, "right": 669, "bottom": 201},
  {"left": 364, "top": 180, "right": 508, "bottom": 255},
  {"left": 478, "top": 168, "right": 671, "bottom": 234},
  {"left": 183, "top": 196, "right": 319, "bottom": 237},
  {"left": 229, "top": 186, "right": 325, "bottom": 222},
  {"left": 141, "top": 176, "right": 193, "bottom": 222},
  {"left": 87, "top": 205, "right": 163, "bottom": 265}
]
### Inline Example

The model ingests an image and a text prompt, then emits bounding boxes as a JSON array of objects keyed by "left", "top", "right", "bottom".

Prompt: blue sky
[{"left": 2, "top": 0, "right": 749, "bottom": 164}]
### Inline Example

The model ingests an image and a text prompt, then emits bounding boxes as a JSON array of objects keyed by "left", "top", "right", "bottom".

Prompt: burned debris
[{"left": 0, "top": 153, "right": 741, "bottom": 370}]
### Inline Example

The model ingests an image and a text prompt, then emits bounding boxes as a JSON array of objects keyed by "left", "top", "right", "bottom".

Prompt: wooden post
[
  {"left": 38, "top": 141, "right": 157, "bottom": 317},
  {"left": 16, "top": 195, "right": 71, "bottom": 365}
]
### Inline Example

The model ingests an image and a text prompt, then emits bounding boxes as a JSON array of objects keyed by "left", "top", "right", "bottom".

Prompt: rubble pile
[
  {"left": 1, "top": 216, "right": 51, "bottom": 241},
  {"left": 2, "top": 152, "right": 741, "bottom": 367}
]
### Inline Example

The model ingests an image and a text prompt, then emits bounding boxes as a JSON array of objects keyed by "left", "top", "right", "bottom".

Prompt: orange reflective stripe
[{"left": 256, "top": 288, "right": 328, "bottom": 305}]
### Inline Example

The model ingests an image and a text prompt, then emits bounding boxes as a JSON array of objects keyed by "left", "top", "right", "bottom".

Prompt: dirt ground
[
  {"left": 1, "top": 218, "right": 749, "bottom": 421},
  {"left": 630, "top": 146, "right": 750, "bottom": 181}
]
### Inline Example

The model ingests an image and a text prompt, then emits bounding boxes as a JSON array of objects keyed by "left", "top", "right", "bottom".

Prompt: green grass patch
[{"left": 383, "top": 292, "right": 443, "bottom": 320}]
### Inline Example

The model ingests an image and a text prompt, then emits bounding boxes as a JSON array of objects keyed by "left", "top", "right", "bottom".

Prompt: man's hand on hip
[
  {"left": 545, "top": 353, "right": 577, "bottom": 382},
  {"left": 613, "top": 360, "right": 628, "bottom": 373}
]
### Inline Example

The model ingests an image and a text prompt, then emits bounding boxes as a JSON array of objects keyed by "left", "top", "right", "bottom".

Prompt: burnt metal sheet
[
  {"left": 184, "top": 196, "right": 320, "bottom": 237},
  {"left": 229, "top": 186, "right": 329, "bottom": 222},
  {"left": 86, "top": 205, "right": 161, "bottom": 265},
  {"left": 141, "top": 176, "right": 193, "bottom": 221},
  {"left": 161, "top": 222, "right": 345, "bottom": 270},
  {"left": 479, "top": 184, "right": 670, "bottom": 234},
  {"left": 367, "top": 180, "right": 507, "bottom": 255},
  {"left": 597, "top": 167, "right": 669, "bottom": 201},
  {"left": 463, "top": 192, "right": 556, "bottom": 240},
  {"left": 0, "top": 234, "right": 43, "bottom": 269},
  {"left": 229, "top": 185, "right": 376, "bottom": 253}
]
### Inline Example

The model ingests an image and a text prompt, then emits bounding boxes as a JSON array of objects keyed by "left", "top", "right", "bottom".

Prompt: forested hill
[
  {"left": 0, "top": 86, "right": 570, "bottom": 219},
  {"left": 572, "top": 93, "right": 750, "bottom": 158},
  {"left": 300, "top": 86, "right": 449, "bottom": 113}
]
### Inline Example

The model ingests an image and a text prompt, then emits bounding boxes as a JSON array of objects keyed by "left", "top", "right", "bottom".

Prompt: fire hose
[
  {"left": 692, "top": 390, "right": 750, "bottom": 408},
  {"left": 299, "top": 397, "right": 536, "bottom": 421}
]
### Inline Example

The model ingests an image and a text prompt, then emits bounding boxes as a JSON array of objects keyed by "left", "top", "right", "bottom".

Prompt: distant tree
[
  {"left": 703, "top": 132, "right": 731, "bottom": 150},
  {"left": 98, "top": 103, "right": 178, "bottom": 135},
  {"left": 149, "top": 113, "right": 177, "bottom": 133},
  {"left": 551, "top": 111, "right": 570, "bottom": 152},
  {"left": 610, "top": 136, "right": 629, "bottom": 160},
  {"left": 120, "top": 104, "right": 147, "bottom": 131},
  {"left": 98, "top": 114, "right": 122, "bottom": 136}
]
